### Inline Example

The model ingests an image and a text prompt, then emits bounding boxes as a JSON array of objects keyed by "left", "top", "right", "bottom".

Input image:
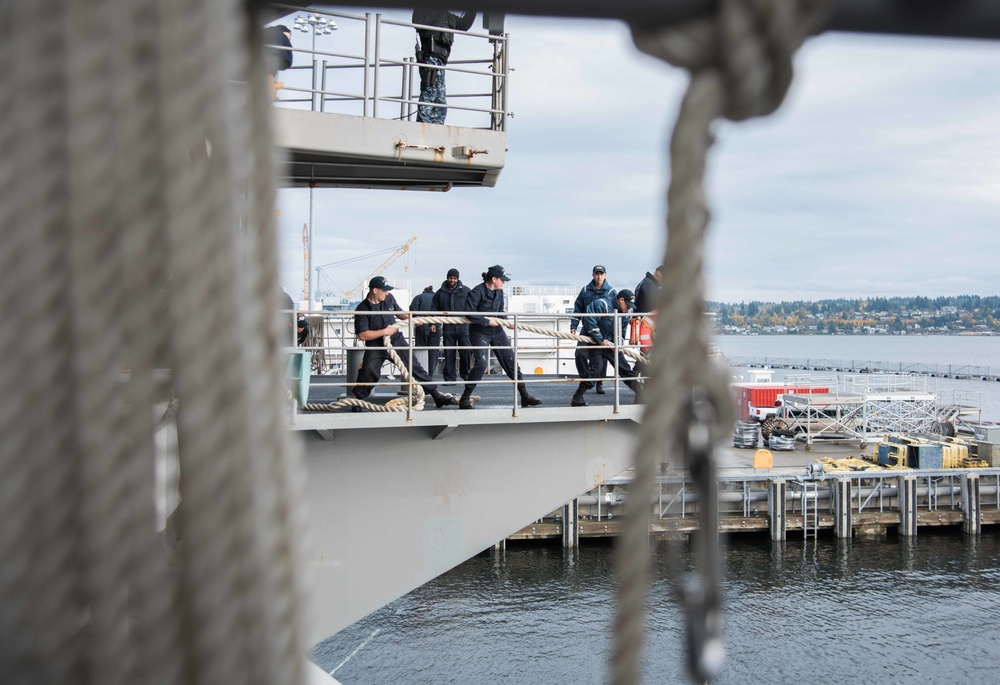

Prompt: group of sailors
[{"left": 349, "top": 263, "right": 664, "bottom": 411}]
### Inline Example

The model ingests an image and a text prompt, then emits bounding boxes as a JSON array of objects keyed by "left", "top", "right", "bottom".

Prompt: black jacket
[
  {"left": 465, "top": 282, "right": 506, "bottom": 329},
  {"left": 355, "top": 293, "right": 403, "bottom": 347},
  {"left": 635, "top": 272, "right": 661, "bottom": 314},
  {"left": 409, "top": 290, "right": 436, "bottom": 330},
  {"left": 412, "top": 10, "right": 476, "bottom": 63},
  {"left": 432, "top": 279, "right": 471, "bottom": 329},
  {"left": 264, "top": 26, "right": 293, "bottom": 75}
]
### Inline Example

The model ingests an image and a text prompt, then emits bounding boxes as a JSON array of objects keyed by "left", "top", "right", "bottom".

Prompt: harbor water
[
  {"left": 315, "top": 335, "right": 1000, "bottom": 683},
  {"left": 315, "top": 535, "right": 1000, "bottom": 683}
]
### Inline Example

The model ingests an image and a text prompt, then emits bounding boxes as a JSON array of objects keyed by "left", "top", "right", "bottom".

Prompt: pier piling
[
  {"left": 769, "top": 479, "right": 786, "bottom": 541},
  {"left": 562, "top": 498, "right": 579, "bottom": 548},
  {"left": 963, "top": 473, "right": 981, "bottom": 536}
]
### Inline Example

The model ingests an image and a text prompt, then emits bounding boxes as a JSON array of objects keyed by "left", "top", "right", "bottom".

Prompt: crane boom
[{"left": 343, "top": 236, "right": 418, "bottom": 299}]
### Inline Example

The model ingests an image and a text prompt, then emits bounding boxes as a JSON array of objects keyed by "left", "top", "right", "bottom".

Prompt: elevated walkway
[
  {"left": 269, "top": 8, "right": 508, "bottom": 190},
  {"left": 274, "top": 109, "right": 504, "bottom": 189}
]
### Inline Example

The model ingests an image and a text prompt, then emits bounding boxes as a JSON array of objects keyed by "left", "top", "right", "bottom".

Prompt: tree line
[{"left": 709, "top": 295, "right": 1000, "bottom": 334}]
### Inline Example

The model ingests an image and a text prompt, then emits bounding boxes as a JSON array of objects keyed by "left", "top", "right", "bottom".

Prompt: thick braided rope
[
  {"left": 612, "top": 3, "right": 828, "bottom": 684},
  {"left": 0, "top": 3, "right": 85, "bottom": 682},
  {"left": 111, "top": 3, "right": 189, "bottom": 682},
  {"left": 302, "top": 334, "right": 428, "bottom": 412},
  {"left": 156, "top": 1, "right": 307, "bottom": 682},
  {"left": 242, "top": 12, "right": 312, "bottom": 676},
  {"left": 63, "top": 3, "right": 147, "bottom": 683},
  {"left": 411, "top": 315, "right": 646, "bottom": 361},
  {"left": 1, "top": 1, "right": 309, "bottom": 684}
]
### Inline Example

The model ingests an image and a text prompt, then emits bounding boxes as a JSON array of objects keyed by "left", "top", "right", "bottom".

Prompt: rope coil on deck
[{"left": 301, "top": 333, "right": 442, "bottom": 412}]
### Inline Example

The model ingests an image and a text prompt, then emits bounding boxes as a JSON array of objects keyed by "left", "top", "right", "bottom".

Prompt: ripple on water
[{"left": 315, "top": 534, "right": 1000, "bottom": 684}]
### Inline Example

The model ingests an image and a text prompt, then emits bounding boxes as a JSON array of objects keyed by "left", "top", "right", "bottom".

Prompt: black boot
[
  {"left": 432, "top": 390, "right": 456, "bottom": 408},
  {"left": 595, "top": 382, "right": 605, "bottom": 395},
  {"left": 625, "top": 379, "right": 643, "bottom": 401},
  {"left": 571, "top": 385, "right": 587, "bottom": 407},
  {"left": 459, "top": 389, "right": 474, "bottom": 410},
  {"left": 518, "top": 383, "right": 542, "bottom": 407}
]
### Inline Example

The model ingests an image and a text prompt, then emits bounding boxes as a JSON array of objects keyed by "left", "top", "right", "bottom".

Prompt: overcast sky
[{"left": 273, "top": 11, "right": 1000, "bottom": 304}]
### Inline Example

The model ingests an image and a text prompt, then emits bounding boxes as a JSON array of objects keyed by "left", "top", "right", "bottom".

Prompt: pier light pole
[
  {"left": 293, "top": 13, "right": 336, "bottom": 312},
  {"left": 293, "top": 13, "right": 337, "bottom": 112}
]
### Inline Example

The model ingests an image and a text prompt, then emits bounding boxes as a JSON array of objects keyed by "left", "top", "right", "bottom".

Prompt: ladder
[{"left": 802, "top": 481, "right": 819, "bottom": 538}]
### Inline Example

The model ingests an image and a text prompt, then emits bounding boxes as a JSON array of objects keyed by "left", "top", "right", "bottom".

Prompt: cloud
[{"left": 276, "top": 16, "right": 1000, "bottom": 305}]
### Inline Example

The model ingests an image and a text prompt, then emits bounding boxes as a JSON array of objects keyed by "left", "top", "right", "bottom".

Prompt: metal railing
[
  {"left": 285, "top": 307, "right": 644, "bottom": 416},
  {"left": 268, "top": 6, "right": 510, "bottom": 130}
]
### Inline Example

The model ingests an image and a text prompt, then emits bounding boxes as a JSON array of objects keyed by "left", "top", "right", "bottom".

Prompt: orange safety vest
[{"left": 629, "top": 312, "right": 656, "bottom": 354}]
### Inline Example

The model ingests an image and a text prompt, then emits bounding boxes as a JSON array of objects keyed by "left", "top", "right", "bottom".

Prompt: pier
[
  {"left": 514, "top": 466, "right": 1000, "bottom": 545},
  {"left": 731, "top": 356, "right": 1000, "bottom": 382}
]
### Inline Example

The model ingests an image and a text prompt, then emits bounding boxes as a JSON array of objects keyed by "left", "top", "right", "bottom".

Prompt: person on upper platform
[
  {"left": 412, "top": 9, "right": 477, "bottom": 124},
  {"left": 264, "top": 24, "right": 293, "bottom": 78},
  {"left": 459, "top": 265, "right": 541, "bottom": 410}
]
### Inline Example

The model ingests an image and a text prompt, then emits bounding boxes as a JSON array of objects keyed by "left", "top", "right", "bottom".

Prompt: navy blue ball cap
[
  {"left": 592, "top": 264, "right": 606, "bottom": 274},
  {"left": 618, "top": 289, "right": 636, "bottom": 309},
  {"left": 368, "top": 275, "right": 394, "bottom": 291},
  {"left": 486, "top": 265, "right": 511, "bottom": 282}
]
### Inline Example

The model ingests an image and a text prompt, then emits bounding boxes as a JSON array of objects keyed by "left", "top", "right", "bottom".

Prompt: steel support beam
[
  {"left": 263, "top": 1, "right": 1000, "bottom": 41},
  {"left": 299, "top": 418, "right": 634, "bottom": 644}
]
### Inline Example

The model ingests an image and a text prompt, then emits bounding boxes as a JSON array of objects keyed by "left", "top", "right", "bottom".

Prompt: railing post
[
  {"left": 406, "top": 58, "right": 416, "bottom": 121},
  {"left": 407, "top": 314, "right": 414, "bottom": 421},
  {"left": 363, "top": 13, "right": 371, "bottom": 116},
  {"left": 373, "top": 13, "right": 381, "bottom": 118},
  {"left": 400, "top": 57, "right": 409, "bottom": 121},
  {"left": 501, "top": 33, "right": 510, "bottom": 132},
  {"left": 311, "top": 56, "right": 319, "bottom": 111},
  {"left": 512, "top": 313, "right": 519, "bottom": 418},
  {"left": 612, "top": 310, "right": 621, "bottom": 413},
  {"left": 320, "top": 60, "right": 328, "bottom": 112}
]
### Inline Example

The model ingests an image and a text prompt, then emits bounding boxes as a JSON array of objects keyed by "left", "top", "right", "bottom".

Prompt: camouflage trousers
[{"left": 416, "top": 54, "right": 447, "bottom": 124}]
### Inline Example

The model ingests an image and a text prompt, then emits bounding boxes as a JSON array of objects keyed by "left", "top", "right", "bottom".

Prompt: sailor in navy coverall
[
  {"left": 459, "top": 265, "right": 541, "bottom": 410},
  {"left": 572, "top": 289, "right": 642, "bottom": 407},
  {"left": 352, "top": 276, "right": 456, "bottom": 411}
]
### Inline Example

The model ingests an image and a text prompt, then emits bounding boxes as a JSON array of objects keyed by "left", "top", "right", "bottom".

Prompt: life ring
[{"left": 629, "top": 312, "right": 656, "bottom": 355}]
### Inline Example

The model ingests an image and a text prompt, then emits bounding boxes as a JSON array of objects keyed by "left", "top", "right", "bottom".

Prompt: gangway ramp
[{"left": 297, "top": 408, "right": 637, "bottom": 643}]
